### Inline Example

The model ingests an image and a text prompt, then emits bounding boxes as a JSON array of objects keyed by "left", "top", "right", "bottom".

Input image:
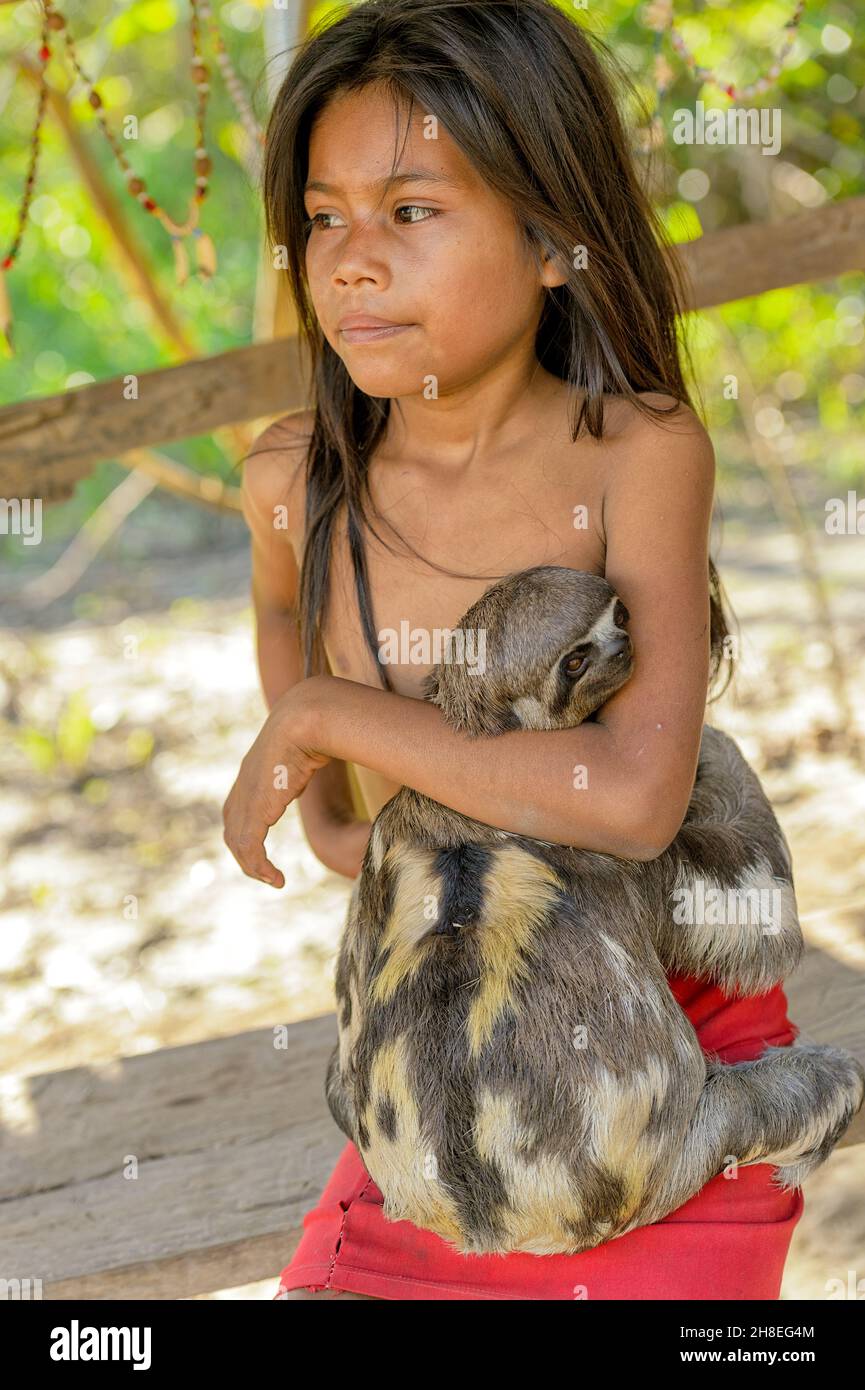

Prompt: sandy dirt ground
[{"left": 1, "top": 506, "right": 863, "bottom": 1300}]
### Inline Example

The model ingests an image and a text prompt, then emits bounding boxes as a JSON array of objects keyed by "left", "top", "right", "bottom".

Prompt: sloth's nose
[{"left": 604, "top": 635, "right": 631, "bottom": 658}]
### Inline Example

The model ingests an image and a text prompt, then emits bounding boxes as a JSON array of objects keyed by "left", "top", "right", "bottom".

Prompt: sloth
[{"left": 325, "top": 565, "right": 864, "bottom": 1256}]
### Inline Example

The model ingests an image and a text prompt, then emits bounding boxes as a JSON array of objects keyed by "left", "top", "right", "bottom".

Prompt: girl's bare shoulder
[
  {"left": 601, "top": 391, "right": 709, "bottom": 447},
  {"left": 241, "top": 410, "right": 315, "bottom": 554},
  {"left": 598, "top": 392, "right": 715, "bottom": 558}
]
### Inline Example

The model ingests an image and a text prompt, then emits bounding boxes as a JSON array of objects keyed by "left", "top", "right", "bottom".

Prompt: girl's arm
[
  {"left": 225, "top": 405, "right": 716, "bottom": 884},
  {"left": 242, "top": 421, "right": 372, "bottom": 879}
]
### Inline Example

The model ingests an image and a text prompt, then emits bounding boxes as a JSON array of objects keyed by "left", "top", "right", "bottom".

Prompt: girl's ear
[{"left": 536, "top": 236, "right": 570, "bottom": 289}]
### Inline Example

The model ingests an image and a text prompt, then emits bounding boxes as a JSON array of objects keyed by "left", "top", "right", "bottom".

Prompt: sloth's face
[
  {"left": 510, "top": 592, "right": 634, "bottom": 730},
  {"left": 559, "top": 593, "right": 633, "bottom": 721},
  {"left": 422, "top": 566, "right": 635, "bottom": 737}
]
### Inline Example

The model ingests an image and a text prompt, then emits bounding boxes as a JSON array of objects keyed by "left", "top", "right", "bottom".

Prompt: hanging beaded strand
[
  {"left": 203, "top": 0, "right": 264, "bottom": 158},
  {"left": 161, "top": 0, "right": 217, "bottom": 282},
  {"left": 669, "top": 0, "right": 806, "bottom": 100},
  {"left": 637, "top": 0, "right": 807, "bottom": 153},
  {"left": 44, "top": 0, "right": 217, "bottom": 284},
  {"left": 0, "top": 0, "right": 262, "bottom": 351},
  {"left": 0, "top": 5, "right": 51, "bottom": 352}
]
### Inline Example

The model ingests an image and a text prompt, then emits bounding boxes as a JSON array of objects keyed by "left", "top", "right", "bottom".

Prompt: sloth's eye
[
  {"left": 613, "top": 600, "right": 630, "bottom": 628},
  {"left": 562, "top": 645, "right": 591, "bottom": 679}
]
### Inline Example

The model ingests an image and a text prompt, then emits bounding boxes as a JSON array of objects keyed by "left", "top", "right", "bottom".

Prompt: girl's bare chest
[{"left": 319, "top": 463, "right": 607, "bottom": 698}]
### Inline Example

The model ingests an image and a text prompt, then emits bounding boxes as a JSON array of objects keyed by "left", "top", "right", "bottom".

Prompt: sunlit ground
[{"left": 1, "top": 502, "right": 863, "bottom": 1300}]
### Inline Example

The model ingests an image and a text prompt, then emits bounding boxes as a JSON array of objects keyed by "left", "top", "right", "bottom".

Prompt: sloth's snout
[{"left": 602, "top": 634, "right": 632, "bottom": 660}]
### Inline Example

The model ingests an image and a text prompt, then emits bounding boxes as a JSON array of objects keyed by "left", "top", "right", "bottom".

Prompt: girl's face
[{"left": 303, "top": 81, "right": 566, "bottom": 400}]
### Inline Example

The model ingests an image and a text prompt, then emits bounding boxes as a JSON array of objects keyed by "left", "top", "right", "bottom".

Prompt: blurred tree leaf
[{"left": 57, "top": 691, "right": 96, "bottom": 771}]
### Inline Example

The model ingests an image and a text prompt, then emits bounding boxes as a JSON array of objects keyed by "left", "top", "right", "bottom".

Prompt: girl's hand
[{"left": 223, "top": 683, "right": 330, "bottom": 887}]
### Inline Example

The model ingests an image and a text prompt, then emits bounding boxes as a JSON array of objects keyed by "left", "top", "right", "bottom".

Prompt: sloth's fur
[{"left": 326, "top": 566, "right": 865, "bottom": 1255}]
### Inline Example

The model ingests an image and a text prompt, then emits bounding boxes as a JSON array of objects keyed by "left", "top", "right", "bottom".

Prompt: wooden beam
[
  {"left": 677, "top": 195, "right": 865, "bottom": 310},
  {"left": 0, "top": 338, "right": 309, "bottom": 502},
  {"left": 1, "top": 198, "right": 864, "bottom": 498}
]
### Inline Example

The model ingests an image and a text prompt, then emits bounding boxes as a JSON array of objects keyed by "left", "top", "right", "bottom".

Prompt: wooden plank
[
  {"left": 1, "top": 198, "right": 864, "bottom": 498},
  {"left": 0, "top": 939, "right": 861, "bottom": 1300},
  {"left": 0, "top": 1013, "right": 344, "bottom": 1300},
  {"left": 785, "top": 907, "right": 865, "bottom": 1153}
]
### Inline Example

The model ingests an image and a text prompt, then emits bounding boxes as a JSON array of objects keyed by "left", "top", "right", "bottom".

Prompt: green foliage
[
  {"left": 1, "top": 0, "right": 265, "bottom": 412},
  {"left": 14, "top": 688, "right": 156, "bottom": 778},
  {"left": 17, "top": 688, "right": 96, "bottom": 773}
]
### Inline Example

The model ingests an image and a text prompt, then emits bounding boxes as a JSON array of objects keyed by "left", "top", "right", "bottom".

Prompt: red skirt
[{"left": 274, "top": 973, "right": 804, "bottom": 1300}]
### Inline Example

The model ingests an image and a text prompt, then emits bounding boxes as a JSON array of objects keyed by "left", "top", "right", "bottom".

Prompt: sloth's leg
[
  {"left": 712, "top": 1042, "right": 864, "bottom": 1189},
  {"left": 647, "top": 725, "right": 804, "bottom": 992},
  {"left": 640, "top": 1042, "right": 864, "bottom": 1223},
  {"left": 645, "top": 852, "right": 804, "bottom": 994}
]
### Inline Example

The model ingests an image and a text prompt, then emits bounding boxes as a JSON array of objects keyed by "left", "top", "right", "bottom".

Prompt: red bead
[
  {"left": 143, "top": 197, "right": 157, "bottom": 211},
  {"left": 2, "top": 255, "right": 14, "bottom": 270},
  {"left": 39, "top": 44, "right": 51, "bottom": 61}
]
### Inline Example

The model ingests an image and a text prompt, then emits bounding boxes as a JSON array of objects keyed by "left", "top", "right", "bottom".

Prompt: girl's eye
[
  {"left": 306, "top": 212, "right": 343, "bottom": 232},
  {"left": 305, "top": 205, "right": 441, "bottom": 232},
  {"left": 394, "top": 204, "right": 441, "bottom": 224}
]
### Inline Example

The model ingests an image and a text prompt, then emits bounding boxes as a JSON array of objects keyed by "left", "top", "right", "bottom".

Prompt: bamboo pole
[
  {"left": 121, "top": 448, "right": 242, "bottom": 513},
  {"left": 716, "top": 320, "right": 859, "bottom": 755}
]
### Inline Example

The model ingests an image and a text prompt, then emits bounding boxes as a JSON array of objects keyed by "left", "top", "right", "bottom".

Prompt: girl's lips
[{"left": 339, "top": 323, "right": 416, "bottom": 344}]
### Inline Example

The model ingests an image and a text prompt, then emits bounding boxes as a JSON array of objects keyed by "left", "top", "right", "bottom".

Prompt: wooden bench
[{"left": 1, "top": 942, "right": 862, "bottom": 1300}]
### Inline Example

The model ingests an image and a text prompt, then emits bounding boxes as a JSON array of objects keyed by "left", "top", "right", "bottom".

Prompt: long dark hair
[{"left": 260, "top": 0, "right": 735, "bottom": 701}]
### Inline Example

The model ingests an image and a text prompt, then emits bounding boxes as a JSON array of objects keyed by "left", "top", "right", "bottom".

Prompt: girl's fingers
[
  {"left": 223, "top": 810, "right": 284, "bottom": 886},
  {"left": 222, "top": 746, "right": 307, "bottom": 885},
  {"left": 259, "top": 859, "right": 285, "bottom": 888}
]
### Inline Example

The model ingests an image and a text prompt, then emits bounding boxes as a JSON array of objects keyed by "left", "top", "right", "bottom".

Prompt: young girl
[{"left": 223, "top": 0, "right": 804, "bottom": 1299}]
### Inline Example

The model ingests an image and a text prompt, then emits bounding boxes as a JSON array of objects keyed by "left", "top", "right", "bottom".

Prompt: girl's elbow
[
  {"left": 626, "top": 836, "right": 670, "bottom": 863},
  {"left": 624, "top": 789, "right": 687, "bottom": 861}
]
